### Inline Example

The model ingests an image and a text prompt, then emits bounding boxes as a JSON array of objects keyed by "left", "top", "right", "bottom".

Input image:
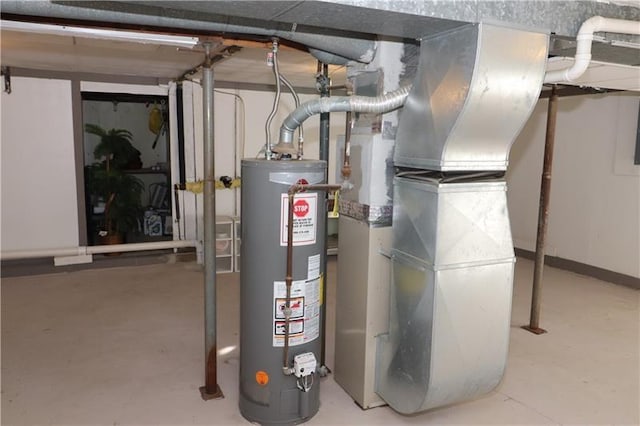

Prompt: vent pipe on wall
[{"left": 544, "top": 16, "right": 640, "bottom": 84}]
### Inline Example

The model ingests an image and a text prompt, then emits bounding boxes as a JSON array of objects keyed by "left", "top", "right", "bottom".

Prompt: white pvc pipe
[
  {"left": 544, "top": 16, "right": 640, "bottom": 84},
  {"left": 1, "top": 240, "right": 198, "bottom": 260}
]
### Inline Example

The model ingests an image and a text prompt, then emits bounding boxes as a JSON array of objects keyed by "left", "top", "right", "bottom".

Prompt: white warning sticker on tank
[
  {"left": 307, "top": 254, "right": 321, "bottom": 280},
  {"left": 280, "top": 193, "right": 317, "bottom": 247},
  {"left": 273, "top": 278, "right": 320, "bottom": 347}
]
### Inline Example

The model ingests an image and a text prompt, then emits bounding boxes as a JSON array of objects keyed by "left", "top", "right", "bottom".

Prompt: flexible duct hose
[{"left": 275, "top": 85, "right": 412, "bottom": 150}]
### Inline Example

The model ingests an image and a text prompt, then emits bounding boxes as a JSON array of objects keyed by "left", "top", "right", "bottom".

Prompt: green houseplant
[{"left": 84, "top": 124, "right": 144, "bottom": 245}]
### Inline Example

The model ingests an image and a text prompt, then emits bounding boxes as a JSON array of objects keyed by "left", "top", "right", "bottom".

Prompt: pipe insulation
[
  {"left": 275, "top": 85, "right": 411, "bottom": 149},
  {"left": 0, "top": 1, "right": 376, "bottom": 64},
  {"left": 544, "top": 16, "right": 640, "bottom": 83}
]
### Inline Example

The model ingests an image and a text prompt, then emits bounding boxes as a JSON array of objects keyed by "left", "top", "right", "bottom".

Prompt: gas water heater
[{"left": 239, "top": 159, "right": 327, "bottom": 425}]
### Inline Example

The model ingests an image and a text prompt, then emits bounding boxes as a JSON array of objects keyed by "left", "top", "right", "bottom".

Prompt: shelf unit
[
  {"left": 233, "top": 217, "right": 241, "bottom": 272},
  {"left": 216, "top": 216, "right": 233, "bottom": 274}
]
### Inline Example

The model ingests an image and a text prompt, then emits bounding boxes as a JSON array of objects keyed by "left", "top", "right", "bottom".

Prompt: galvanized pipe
[
  {"left": 283, "top": 183, "right": 343, "bottom": 375},
  {"left": 524, "top": 85, "right": 558, "bottom": 335},
  {"left": 200, "top": 44, "right": 223, "bottom": 399},
  {"left": 318, "top": 62, "right": 331, "bottom": 166},
  {"left": 265, "top": 39, "right": 282, "bottom": 158}
]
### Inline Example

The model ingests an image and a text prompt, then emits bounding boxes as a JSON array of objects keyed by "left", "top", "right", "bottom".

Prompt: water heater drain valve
[{"left": 293, "top": 352, "right": 316, "bottom": 378}]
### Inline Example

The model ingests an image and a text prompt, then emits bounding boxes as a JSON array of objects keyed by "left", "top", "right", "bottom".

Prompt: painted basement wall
[
  {"left": 1, "top": 77, "right": 345, "bottom": 253},
  {"left": 1, "top": 77, "right": 79, "bottom": 251},
  {"left": 507, "top": 93, "right": 640, "bottom": 278},
  {"left": 3, "top": 77, "right": 637, "bottom": 279},
  {"left": 183, "top": 81, "right": 345, "bottom": 220}
]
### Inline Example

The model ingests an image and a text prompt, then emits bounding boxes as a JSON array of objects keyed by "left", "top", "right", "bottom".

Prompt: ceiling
[
  {"left": 1, "top": 0, "right": 639, "bottom": 93},
  {"left": 0, "top": 25, "right": 347, "bottom": 89}
]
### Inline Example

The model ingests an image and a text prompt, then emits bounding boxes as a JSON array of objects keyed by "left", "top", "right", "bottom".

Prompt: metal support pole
[
  {"left": 316, "top": 62, "right": 331, "bottom": 373},
  {"left": 523, "top": 85, "right": 558, "bottom": 335},
  {"left": 200, "top": 42, "right": 224, "bottom": 399},
  {"left": 319, "top": 62, "right": 331, "bottom": 164},
  {"left": 176, "top": 82, "right": 186, "bottom": 185}
]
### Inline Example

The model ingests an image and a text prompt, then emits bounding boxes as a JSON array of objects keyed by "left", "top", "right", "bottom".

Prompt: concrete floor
[{"left": 2, "top": 257, "right": 638, "bottom": 425}]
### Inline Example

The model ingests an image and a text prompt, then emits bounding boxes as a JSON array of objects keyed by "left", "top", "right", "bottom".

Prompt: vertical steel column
[
  {"left": 523, "top": 85, "right": 558, "bottom": 335},
  {"left": 200, "top": 43, "right": 224, "bottom": 399},
  {"left": 319, "top": 63, "right": 330, "bottom": 163},
  {"left": 317, "top": 62, "right": 331, "bottom": 372},
  {"left": 176, "top": 82, "right": 186, "bottom": 185}
]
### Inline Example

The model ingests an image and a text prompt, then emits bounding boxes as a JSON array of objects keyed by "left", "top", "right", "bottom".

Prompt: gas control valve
[{"left": 293, "top": 352, "right": 317, "bottom": 378}]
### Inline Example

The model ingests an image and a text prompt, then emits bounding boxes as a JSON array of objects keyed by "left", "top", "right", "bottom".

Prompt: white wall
[
  {"left": 1, "top": 77, "right": 79, "bottom": 251},
  {"left": 507, "top": 93, "right": 640, "bottom": 278},
  {"left": 183, "top": 83, "right": 345, "bottom": 220},
  {"left": 1, "top": 76, "right": 347, "bottom": 254},
  {"left": 4, "top": 76, "right": 638, "bottom": 277},
  {"left": 236, "top": 88, "right": 345, "bottom": 185}
]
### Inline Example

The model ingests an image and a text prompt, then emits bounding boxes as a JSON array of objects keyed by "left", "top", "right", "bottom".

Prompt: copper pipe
[
  {"left": 282, "top": 183, "right": 342, "bottom": 374},
  {"left": 523, "top": 84, "right": 558, "bottom": 335}
]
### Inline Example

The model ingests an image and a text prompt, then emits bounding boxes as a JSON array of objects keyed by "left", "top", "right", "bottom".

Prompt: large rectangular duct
[
  {"left": 393, "top": 23, "right": 548, "bottom": 171},
  {"left": 376, "top": 23, "right": 548, "bottom": 414},
  {"left": 376, "top": 178, "right": 515, "bottom": 413}
]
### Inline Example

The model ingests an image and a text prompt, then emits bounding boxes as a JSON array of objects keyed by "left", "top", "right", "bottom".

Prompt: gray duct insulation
[
  {"left": 275, "top": 85, "right": 411, "bottom": 151},
  {"left": 0, "top": 1, "right": 376, "bottom": 64}
]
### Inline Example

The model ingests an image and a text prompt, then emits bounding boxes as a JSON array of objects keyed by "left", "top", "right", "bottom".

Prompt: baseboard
[
  {"left": 514, "top": 248, "right": 640, "bottom": 289},
  {"left": 1, "top": 249, "right": 196, "bottom": 278}
]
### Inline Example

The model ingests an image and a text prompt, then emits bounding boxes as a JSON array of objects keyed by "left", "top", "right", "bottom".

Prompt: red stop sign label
[{"left": 293, "top": 199, "right": 309, "bottom": 217}]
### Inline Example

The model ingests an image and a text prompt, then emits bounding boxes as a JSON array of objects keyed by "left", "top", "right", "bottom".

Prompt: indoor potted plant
[{"left": 84, "top": 124, "right": 144, "bottom": 246}]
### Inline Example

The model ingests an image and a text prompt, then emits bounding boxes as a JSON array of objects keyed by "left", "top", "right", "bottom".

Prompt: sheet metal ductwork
[
  {"left": 394, "top": 23, "right": 548, "bottom": 171},
  {"left": 376, "top": 23, "right": 548, "bottom": 414}
]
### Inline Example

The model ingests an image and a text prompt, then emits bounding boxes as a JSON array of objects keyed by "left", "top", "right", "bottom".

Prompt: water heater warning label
[
  {"left": 280, "top": 193, "right": 317, "bottom": 246},
  {"left": 272, "top": 278, "right": 320, "bottom": 347}
]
